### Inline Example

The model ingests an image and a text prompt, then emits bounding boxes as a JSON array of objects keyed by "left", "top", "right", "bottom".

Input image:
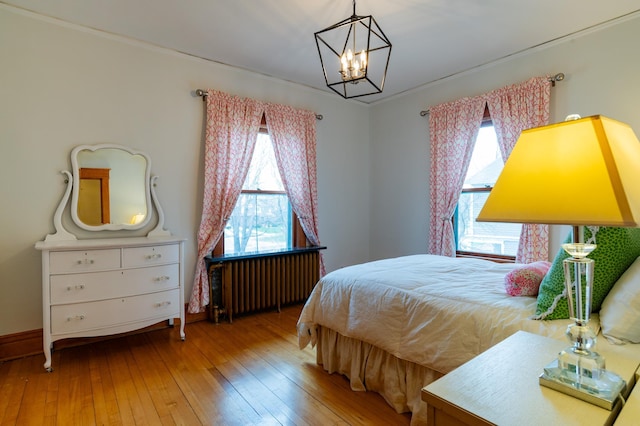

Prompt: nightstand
[
  {"left": 614, "top": 367, "right": 640, "bottom": 425},
  {"left": 422, "top": 331, "right": 638, "bottom": 426}
]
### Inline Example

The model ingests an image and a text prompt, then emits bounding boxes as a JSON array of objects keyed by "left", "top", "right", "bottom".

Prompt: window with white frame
[
  {"left": 454, "top": 122, "right": 522, "bottom": 259},
  {"left": 223, "top": 133, "right": 292, "bottom": 254}
]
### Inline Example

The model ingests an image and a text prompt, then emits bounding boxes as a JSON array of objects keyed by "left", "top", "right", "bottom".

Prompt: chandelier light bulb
[{"left": 339, "top": 48, "right": 368, "bottom": 81}]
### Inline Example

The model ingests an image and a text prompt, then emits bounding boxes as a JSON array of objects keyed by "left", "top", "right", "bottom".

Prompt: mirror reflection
[
  {"left": 71, "top": 145, "right": 151, "bottom": 231},
  {"left": 77, "top": 167, "right": 111, "bottom": 225}
]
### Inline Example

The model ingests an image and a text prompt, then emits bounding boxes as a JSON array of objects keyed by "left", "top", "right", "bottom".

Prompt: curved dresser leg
[{"left": 44, "top": 341, "right": 53, "bottom": 372}]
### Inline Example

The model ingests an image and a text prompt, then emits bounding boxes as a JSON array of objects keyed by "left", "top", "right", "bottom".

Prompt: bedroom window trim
[{"left": 455, "top": 250, "right": 515, "bottom": 263}]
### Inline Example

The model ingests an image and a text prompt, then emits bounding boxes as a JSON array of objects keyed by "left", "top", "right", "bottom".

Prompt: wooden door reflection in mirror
[{"left": 78, "top": 168, "right": 110, "bottom": 225}]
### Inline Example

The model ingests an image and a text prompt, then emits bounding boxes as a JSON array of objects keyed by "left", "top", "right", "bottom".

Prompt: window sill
[
  {"left": 206, "top": 245, "right": 326, "bottom": 264},
  {"left": 456, "top": 251, "right": 515, "bottom": 264}
]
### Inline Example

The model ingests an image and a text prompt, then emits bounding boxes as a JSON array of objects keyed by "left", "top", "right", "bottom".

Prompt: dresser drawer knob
[
  {"left": 77, "top": 259, "right": 95, "bottom": 265},
  {"left": 66, "top": 284, "right": 85, "bottom": 291},
  {"left": 146, "top": 253, "right": 162, "bottom": 260},
  {"left": 66, "top": 315, "right": 85, "bottom": 321}
]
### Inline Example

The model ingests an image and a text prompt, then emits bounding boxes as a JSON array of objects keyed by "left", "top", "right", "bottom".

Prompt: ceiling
[{"left": 4, "top": 0, "right": 640, "bottom": 103}]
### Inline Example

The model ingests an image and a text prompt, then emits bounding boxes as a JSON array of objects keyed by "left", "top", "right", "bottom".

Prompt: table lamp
[{"left": 477, "top": 114, "right": 640, "bottom": 408}]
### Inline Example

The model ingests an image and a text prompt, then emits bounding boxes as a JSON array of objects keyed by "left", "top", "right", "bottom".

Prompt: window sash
[
  {"left": 454, "top": 188, "right": 520, "bottom": 259},
  {"left": 224, "top": 192, "right": 292, "bottom": 255}
]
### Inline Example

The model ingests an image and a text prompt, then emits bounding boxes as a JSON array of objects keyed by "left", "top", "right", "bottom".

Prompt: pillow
[
  {"left": 534, "top": 227, "right": 640, "bottom": 320},
  {"left": 600, "top": 256, "right": 640, "bottom": 344},
  {"left": 504, "top": 261, "right": 551, "bottom": 296}
]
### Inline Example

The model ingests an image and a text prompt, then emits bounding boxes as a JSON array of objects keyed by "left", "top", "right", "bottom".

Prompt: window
[
  {"left": 454, "top": 117, "right": 522, "bottom": 260},
  {"left": 214, "top": 121, "right": 307, "bottom": 256},
  {"left": 224, "top": 133, "right": 291, "bottom": 254}
]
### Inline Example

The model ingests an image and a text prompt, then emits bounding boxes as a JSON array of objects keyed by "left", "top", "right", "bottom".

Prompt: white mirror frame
[
  {"left": 71, "top": 144, "right": 153, "bottom": 231},
  {"left": 44, "top": 143, "right": 170, "bottom": 242}
]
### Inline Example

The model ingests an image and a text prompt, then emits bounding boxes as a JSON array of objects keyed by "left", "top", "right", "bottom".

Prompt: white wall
[
  {"left": 369, "top": 13, "right": 640, "bottom": 261},
  {"left": 0, "top": 6, "right": 371, "bottom": 335}
]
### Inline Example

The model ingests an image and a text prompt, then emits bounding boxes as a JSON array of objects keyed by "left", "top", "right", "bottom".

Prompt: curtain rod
[
  {"left": 195, "top": 89, "right": 323, "bottom": 120},
  {"left": 418, "top": 73, "right": 565, "bottom": 117}
]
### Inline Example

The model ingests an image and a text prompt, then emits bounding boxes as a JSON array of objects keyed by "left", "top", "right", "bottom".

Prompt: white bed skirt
[{"left": 316, "top": 326, "right": 443, "bottom": 426}]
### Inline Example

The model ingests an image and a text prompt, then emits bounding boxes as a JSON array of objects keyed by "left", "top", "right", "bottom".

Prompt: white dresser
[{"left": 36, "top": 236, "right": 185, "bottom": 372}]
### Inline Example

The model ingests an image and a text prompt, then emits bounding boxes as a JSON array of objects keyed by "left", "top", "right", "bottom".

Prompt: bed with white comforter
[{"left": 297, "top": 254, "right": 638, "bottom": 425}]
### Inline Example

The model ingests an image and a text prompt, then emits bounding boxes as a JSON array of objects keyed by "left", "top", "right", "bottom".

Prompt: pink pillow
[{"left": 504, "top": 261, "right": 552, "bottom": 296}]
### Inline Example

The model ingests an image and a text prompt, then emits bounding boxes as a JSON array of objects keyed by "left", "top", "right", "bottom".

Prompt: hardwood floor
[{"left": 0, "top": 305, "right": 411, "bottom": 425}]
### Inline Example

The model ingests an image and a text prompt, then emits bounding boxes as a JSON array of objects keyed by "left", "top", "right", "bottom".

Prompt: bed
[{"left": 297, "top": 253, "right": 640, "bottom": 425}]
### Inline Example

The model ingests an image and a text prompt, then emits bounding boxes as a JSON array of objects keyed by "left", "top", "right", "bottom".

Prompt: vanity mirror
[
  {"left": 71, "top": 144, "right": 151, "bottom": 230},
  {"left": 45, "top": 143, "right": 170, "bottom": 241}
]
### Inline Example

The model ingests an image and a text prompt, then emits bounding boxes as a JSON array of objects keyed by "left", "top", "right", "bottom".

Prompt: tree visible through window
[
  {"left": 455, "top": 124, "right": 522, "bottom": 258},
  {"left": 224, "top": 133, "right": 292, "bottom": 254}
]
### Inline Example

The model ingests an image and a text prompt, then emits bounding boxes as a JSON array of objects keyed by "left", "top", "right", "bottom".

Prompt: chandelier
[{"left": 314, "top": 0, "right": 392, "bottom": 99}]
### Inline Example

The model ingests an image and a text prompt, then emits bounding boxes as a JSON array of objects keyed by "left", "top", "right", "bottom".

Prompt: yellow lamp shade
[{"left": 477, "top": 115, "right": 640, "bottom": 227}]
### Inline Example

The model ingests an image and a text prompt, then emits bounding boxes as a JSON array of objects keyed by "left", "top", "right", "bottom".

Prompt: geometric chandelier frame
[{"left": 314, "top": 0, "right": 392, "bottom": 99}]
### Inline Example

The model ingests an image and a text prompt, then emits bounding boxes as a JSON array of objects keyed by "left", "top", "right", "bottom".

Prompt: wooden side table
[
  {"left": 422, "top": 331, "right": 639, "bottom": 426},
  {"left": 614, "top": 367, "right": 640, "bottom": 425}
]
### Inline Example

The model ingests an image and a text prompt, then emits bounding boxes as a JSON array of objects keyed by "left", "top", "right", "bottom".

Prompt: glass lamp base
[
  {"left": 542, "top": 239, "right": 626, "bottom": 409},
  {"left": 558, "top": 345, "right": 605, "bottom": 383},
  {"left": 540, "top": 358, "right": 626, "bottom": 410}
]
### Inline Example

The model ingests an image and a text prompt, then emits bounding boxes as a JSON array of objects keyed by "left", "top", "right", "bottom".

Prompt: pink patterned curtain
[
  {"left": 265, "top": 103, "right": 325, "bottom": 275},
  {"left": 427, "top": 97, "right": 486, "bottom": 256},
  {"left": 188, "top": 90, "right": 264, "bottom": 313},
  {"left": 485, "top": 77, "right": 551, "bottom": 263}
]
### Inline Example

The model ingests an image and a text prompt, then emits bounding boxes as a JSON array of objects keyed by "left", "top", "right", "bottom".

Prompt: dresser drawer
[
  {"left": 50, "top": 249, "right": 121, "bottom": 274},
  {"left": 50, "top": 270, "right": 121, "bottom": 304},
  {"left": 123, "top": 264, "right": 180, "bottom": 294},
  {"left": 50, "top": 289, "right": 180, "bottom": 334},
  {"left": 50, "top": 264, "right": 180, "bottom": 304},
  {"left": 123, "top": 244, "right": 179, "bottom": 268}
]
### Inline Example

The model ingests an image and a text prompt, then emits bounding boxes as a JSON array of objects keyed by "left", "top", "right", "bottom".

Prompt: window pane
[
  {"left": 456, "top": 192, "right": 521, "bottom": 256},
  {"left": 224, "top": 191, "right": 291, "bottom": 254},
  {"left": 455, "top": 125, "right": 521, "bottom": 257},
  {"left": 224, "top": 133, "right": 294, "bottom": 255},
  {"left": 464, "top": 126, "right": 502, "bottom": 188},
  {"left": 244, "top": 133, "right": 284, "bottom": 191}
]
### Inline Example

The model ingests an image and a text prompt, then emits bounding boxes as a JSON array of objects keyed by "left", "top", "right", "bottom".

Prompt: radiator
[{"left": 207, "top": 249, "right": 321, "bottom": 323}]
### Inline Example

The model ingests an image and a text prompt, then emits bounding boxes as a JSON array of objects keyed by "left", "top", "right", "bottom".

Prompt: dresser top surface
[{"left": 35, "top": 235, "right": 185, "bottom": 251}]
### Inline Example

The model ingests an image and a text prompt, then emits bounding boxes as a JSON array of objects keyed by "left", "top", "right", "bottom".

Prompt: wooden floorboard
[{"left": 0, "top": 305, "right": 410, "bottom": 425}]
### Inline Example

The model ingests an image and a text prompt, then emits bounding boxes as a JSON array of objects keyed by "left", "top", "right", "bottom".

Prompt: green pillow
[{"left": 535, "top": 227, "right": 640, "bottom": 320}]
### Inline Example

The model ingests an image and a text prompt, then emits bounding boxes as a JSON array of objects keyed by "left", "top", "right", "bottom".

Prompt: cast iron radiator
[{"left": 205, "top": 247, "right": 324, "bottom": 322}]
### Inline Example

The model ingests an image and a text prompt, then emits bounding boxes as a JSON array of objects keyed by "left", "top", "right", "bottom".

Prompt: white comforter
[{"left": 298, "top": 254, "right": 581, "bottom": 373}]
